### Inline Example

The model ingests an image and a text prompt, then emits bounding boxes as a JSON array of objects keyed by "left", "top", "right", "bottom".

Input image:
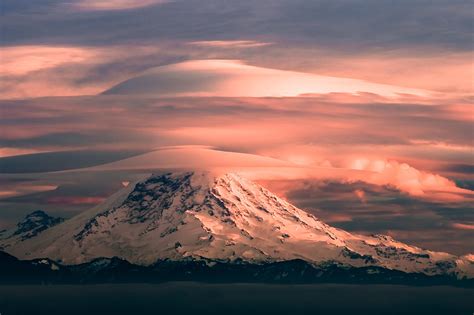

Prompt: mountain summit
[{"left": 7, "top": 171, "right": 473, "bottom": 278}]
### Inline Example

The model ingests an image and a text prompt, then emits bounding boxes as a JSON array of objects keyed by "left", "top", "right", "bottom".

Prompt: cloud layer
[
  {"left": 0, "top": 0, "right": 472, "bottom": 254},
  {"left": 2, "top": 1, "right": 473, "bottom": 98},
  {"left": 103, "top": 59, "right": 428, "bottom": 97},
  {"left": 1, "top": 93, "right": 472, "bottom": 255}
]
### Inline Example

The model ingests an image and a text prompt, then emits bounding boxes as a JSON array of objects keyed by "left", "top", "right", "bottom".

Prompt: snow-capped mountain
[
  {"left": 6, "top": 171, "right": 473, "bottom": 279},
  {"left": 0, "top": 210, "right": 64, "bottom": 250}
]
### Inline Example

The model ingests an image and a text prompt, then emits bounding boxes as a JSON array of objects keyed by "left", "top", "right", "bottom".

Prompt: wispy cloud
[
  {"left": 0, "top": 46, "right": 107, "bottom": 99},
  {"left": 0, "top": 46, "right": 98, "bottom": 76},
  {"left": 0, "top": 182, "right": 57, "bottom": 199},
  {"left": 70, "top": 0, "right": 169, "bottom": 11},
  {"left": 0, "top": 148, "right": 44, "bottom": 158},
  {"left": 0, "top": 45, "right": 165, "bottom": 99},
  {"left": 46, "top": 196, "right": 106, "bottom": 205},
  {"left": 452, "top": 223, "right": 474, "bottom": 230},
  {"left": 188, "top": 40, "right": 272, "bottom": 48}
]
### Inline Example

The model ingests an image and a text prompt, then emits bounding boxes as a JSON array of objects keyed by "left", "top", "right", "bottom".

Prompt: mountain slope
[
  {"left": 7, "top": 171, "right": 473, "bottom": 278},
  {"left": 0, "top": 210, "right": 64, "bottom": 250}
]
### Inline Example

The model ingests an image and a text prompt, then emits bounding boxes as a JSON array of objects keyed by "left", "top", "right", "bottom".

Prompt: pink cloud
[
  {"left": 262, "top": 48, "right": 473, "bottom": 95},
  {"left": 0, "top": 46, "right": 98, "bottom": 76},
  {"left": 71, "top": 0, "right": 168, "bottom": 11},
  {"left": 0, "top": 184, "right": 57, "bottom": 199},
  {"left": 104, "top": 59, "right": 429, "bottom": 98},
  {"left": 188, "top": 40, "right": 272, "bottom": 48},
  {"left": 316, "top": 214, "right": 354, "bottom": 223},
  {"left": 0, "top": 148, "right": 45, "bottom": 158},
  {"left": 46, "top": 196, "right": 106, "bottom": 205},
  {"left": 0, "top": 45, "right": 164, "bottom": 99},
  {"left": 77, "top": 145, "right": 471, "bottom": 201},
  {"left": 87, "top": 146, "right": 291, "bottom": 171},
  {"left": 452, "top": 223, "right": 474, "bottom": 230},
  {"left": 348, "top": 158, "right": 460, "bottom": 196}
]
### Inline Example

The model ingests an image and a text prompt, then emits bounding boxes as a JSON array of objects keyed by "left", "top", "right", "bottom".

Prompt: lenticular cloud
[{"left": 103, "top": 59, "right": 428, "bottom": 98}]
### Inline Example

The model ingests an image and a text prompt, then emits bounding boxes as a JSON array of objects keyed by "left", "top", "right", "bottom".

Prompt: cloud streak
[
  {"left": 70, "top": 0, "right": 169, "bottom": 11},
  {"left": 188, "top": 40, "right": 272, "bottom": 48}
]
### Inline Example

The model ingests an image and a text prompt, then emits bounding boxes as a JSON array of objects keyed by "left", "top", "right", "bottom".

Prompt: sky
[{"left": 0, "top": 0, "right": 473, "bottom": 254}]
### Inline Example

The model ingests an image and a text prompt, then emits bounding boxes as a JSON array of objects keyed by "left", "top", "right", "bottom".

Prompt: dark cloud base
[{"left": 0, "top": 150, "right": 146, "bottom": 173}]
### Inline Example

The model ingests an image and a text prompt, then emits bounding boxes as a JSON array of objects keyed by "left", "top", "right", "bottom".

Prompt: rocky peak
[{"left": 13, "top": 210, "right": 64, "bottom": 240}]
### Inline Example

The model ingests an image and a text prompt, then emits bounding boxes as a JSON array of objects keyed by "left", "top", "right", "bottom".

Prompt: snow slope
[
  {"left": 0, "top": 210, "right": 64, "bottom": 250},
  {"left": 8, "top": 171, "right": 473, "bottom": 278}
]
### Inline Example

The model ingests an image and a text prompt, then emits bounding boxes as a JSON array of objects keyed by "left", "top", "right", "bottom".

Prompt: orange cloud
[
  {"left": 354, "top": 189, "right": 366, "bottom": 204},
  {"left": 0, "top": 148, "right": 45, "bottom": 158},
  {"left": 348, "top": 158, "right": 467, "bottom": 197}
]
